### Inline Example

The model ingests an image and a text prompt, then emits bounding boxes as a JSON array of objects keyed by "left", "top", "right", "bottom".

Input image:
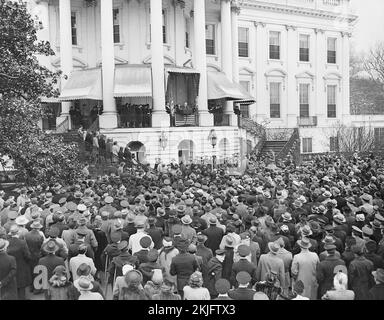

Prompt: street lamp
[
  {"left": 159, "top": 131, "right": 168, "bottom": 150},
  {"left": 208, "top": 129, "right": 218, "bottom": 148}
]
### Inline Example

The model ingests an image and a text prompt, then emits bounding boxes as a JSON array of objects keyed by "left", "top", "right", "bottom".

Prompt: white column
[
  {"left": 150, "top": 0, "right": 169, "bottom": 127},
  {"left": 255, "top": 22, "right": 267, "bottom": 121},
  {"left": 231, "top": 5, "right": 240, "bottom": 83},
  {"left": 194, "top": 0, "right": 213, "bottom": 126},
  {"left": 342, "top": 32, "right": 351, "bottom": 122},
  {"left": 34, "top": 0, "right": 50, "bottom": 67},
  {"left": 286, "top": 25, "right": 296, "bottom": 128},
  {"left": 315, "top": 28, "right": 326, "bottom": 125},
  {"left": 99, "top": 0, "right": 118, "bottom": 129},
  {"left": 221, "top": 0, "right": 236, "bottom": 126},
  {"left": 221, "top": 0, "right": 232, "bottom": 79},
  {"left": 58, "top": 0, "right": 73, "bottom": 129},
  {"left": 175, "top": 2, "right": 186, "bottom": 66}
]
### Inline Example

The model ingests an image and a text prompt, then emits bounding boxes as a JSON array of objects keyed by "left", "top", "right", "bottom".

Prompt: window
[
  {"left": 269, "top": 31, "right": 280, "bottom": 60},
  {"left": 270, "top": 82, "right": 281, "bottom": 118},
  {"left": 299, "top": 34, "right": 310, "bottom": 62},
  {"left": 240, "top": 81, "right": 250, "bottom": 118},
  {"left": 327, "top": 85, "right": 337, "bottom": 118},
  {"left": 240, "top": 81, "right": 250, "bottom": 93},
  {"left": 185, "top": 19, "right": 190, "bottom": 48},
  {"left": 113, "top": 9, "right": 120, "bottom": 43},
  {"left": 205, "top": 24, "right": 215, "bottom": 55},
  {"left": 330, "top": 136, "right": 339, "bottom": 152},
  {"left": 302, "top": 138, "right": 313, "bottom": 153},
  {"left": 162, "top": 10, "right": 167, "bottom": 43},
  {"left": 299, "top": 84, "right": 310, "bottom": 118},
  {"left": 327, "top": 38, "right": 337, "bottom": 64},
  {"left": 71, "top": 12, "right": 77, "bottom": 45},
  {"left": 238, "top": 27, "right": 249, "bottom": 57}
]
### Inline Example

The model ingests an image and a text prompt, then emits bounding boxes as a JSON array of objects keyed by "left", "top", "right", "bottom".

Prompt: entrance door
[{"left": 178, "top": 140, "right": 194, "bottom": 164}]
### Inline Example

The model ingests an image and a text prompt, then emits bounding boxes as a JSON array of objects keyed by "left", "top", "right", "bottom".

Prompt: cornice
[{"left": 241, "top": 0, "right": 358, "bottom": 24}]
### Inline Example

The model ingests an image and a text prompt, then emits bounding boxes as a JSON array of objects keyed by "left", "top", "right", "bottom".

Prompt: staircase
[{"left": 259, "top": 140, "right": 288, "bottom": 158}]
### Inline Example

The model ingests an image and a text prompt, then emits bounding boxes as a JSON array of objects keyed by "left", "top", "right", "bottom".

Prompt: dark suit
[
  {"left": 228, "top": 287, "right": 256, "bottom": 300},
  {"left": 170, "top": 252, "right": 198, "bottom": 294},
  {"left": 368, "top": 283, "right": 384, "bottom": 300},
  {"left": 202, "top": 226, "right": 224, "bottom": 253},
  {"left": 196, "top": 244, "right": 213, "bottom": 286},
  {"left": 206, "top": 257, "right": 223, "bottom": 297},
  {"left": 24, "top": 230, "right": 44, "bottom": 269},
  {"left": 7, "top": 237, "right": 32, "bottom": 294},
  {"left": 145, "top": 226, "right": 163, "bottom": 250},
  {"left": 0, "top": 252, "right": 17, "bottom": 300},
  {"left": 316, "top": 254, "right": 346, "bottom": 298},
  {"left": 38, "top": 254, "right": 65, "bottom": 281},
  {"left": 348, "top": 256, "right": 374, "bottom": 300},
  {"left": 231, "top": 259, "right": 257, "bottom": 287}
]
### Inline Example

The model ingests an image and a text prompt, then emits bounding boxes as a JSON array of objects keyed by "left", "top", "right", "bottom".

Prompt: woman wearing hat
[
  {"left": 183, "top": 271, "right": 210, "bottom": 300},
  {"left": 120, "top": 270, "right": 148, "bottom": 300},
  {"left": 46, "top": 265, "right": 72, "bottom": 300}
]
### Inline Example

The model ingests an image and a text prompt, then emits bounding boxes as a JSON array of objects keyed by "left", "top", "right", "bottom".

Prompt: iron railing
[
  {"left": 297, "top": 116, "right": 318, "bottom": 127},
  {"left": 276, "top": 128, "right": 300, "bottom": 161},
  {"left": 238, "top": 116, "right": 266, "bottom": 137}
]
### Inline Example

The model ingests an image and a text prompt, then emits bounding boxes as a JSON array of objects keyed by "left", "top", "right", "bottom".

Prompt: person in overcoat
[
  {"left": 202, "top": 217, "right": 224, "bottom": 254},
  {"left": 24, "top": 221, "right": 45, "bottom": 283},
  {"left": 368, "top": 268, "right": 384, "bottom": 300},
  {"left": 195, "top": 234, "right": 213, "bottom": 286},
  {"left": 231, "top": 245, "right": 257, "bottom": 287},
  {"left": 169, "top": 239, "right": 198, "bottom": 297},
  {"left": 256, "top": 242, "right": 285, "bottom": 286},
  {"left": 0, "top": 239, "right": 17, "bottom": 300},
  {"left": 158, "top": 238, "right": 179, "bottom": 291},
  {"left": 205, "top": 250, "right": 225, "bottom": 298},
  {"left": 291, "top": 238, "right": 319, "bottom": 300},
  {"left": 316, "top": 245, "right": 346, "bottom": 298},
  {"left": 7, "top": 225, "right": 32, "bottom": 300},
  {"left": 348, "top": 244, "right": 375, "bottom": 300}
]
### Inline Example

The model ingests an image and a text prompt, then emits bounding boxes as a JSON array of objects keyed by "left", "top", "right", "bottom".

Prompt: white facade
[{"left": 29, "top": 0, "right": 357, "bottom": 162}]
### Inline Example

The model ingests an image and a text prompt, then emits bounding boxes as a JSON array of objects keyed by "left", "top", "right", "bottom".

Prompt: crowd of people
[{"left": 1, "top": 150, "right": 384, "bottom": 300}]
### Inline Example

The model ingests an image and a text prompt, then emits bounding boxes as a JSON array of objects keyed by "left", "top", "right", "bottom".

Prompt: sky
[{"left": 350, "top": 0, "right": 384, "bottom": 55}]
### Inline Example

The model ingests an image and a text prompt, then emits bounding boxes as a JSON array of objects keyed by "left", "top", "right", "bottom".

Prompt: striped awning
[
  {"left": 59, "top": 68, "right": 102, "bottom": 101},
  {"left": 207, "top": 71, "right": 255, "bottom": 102},
  {"left": 114, "top": 64, "right": 152, "bottom": 98}
]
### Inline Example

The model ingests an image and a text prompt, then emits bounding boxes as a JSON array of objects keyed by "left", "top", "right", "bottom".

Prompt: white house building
[{"left": 28, "top": 0, "right": 357, "bottom": 165}]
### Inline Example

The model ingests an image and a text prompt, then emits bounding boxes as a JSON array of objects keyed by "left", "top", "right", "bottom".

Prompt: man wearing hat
[
  {"left": 180, "top": 215, "right": 196, "bottom": 243},
  {"left": 99, "top": 196, "right": 117, "bottom": 217},
  {"left": 316, "top": 241, "right": 346, "bottom": 298},
  {"left": 231, "top": 244, "right": 257, "bottom": 287},
  {"left": 256, "top": 242, "right": 285, "bottom": 287},
  {"left": 213, "top": 279, "right": 233, "bottom": 300},
  {"left": 69, "top": 244, "right": 97, "bottom": 281},
  {"left": 170, "top": 238, "right": 199, "bottom": 297},
  {"left": 6, "top": 225, "right": 32, "bottom": 300},
  {"left": 134, "top": 235, "right": 153, "bottom": 265},
  {"left": 348, "top": 242, "right": 374, "bottom": 300},
  {"left": 0, "top": 238, "right": 18, "bottom": 300},
  {"left": 158, "top": 237, "right": 179, "bottom": 290},
  {"left": 291, "top": 238, "right": 320, "bottom": 300},
  {"left": 139, "top": 249, "right": 163, "bottom": 284},
  {"left": 3, "top": 210, "right": 18, "bottom": 234},
  {"left": 368, "top": 268, "right": 384, "bottom": 300},
  {"left": 145, "top": 217, "right": 163, "bottom": 250},
  {"left": 228, "top": 271, "right": 256, "bottom": 300},
  {"left": 206, "top": 249, "right": 226, "bottom": 298},
  {"left": 202, "top": 217, "right": 224, "bottom": 254},
  {"left": 109, "top": 240, "right": 138, "bottom": 279},
  {"left": 38, "top": 239, "right": 65, "bottom": 284}
]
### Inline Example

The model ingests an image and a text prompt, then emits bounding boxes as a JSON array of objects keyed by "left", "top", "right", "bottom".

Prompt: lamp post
[
  {"left": 159, "top": 131, "right": 168, "bottom": 162},
  {"left": 208, "top": 129, "right": 218, "bottom": 168}
]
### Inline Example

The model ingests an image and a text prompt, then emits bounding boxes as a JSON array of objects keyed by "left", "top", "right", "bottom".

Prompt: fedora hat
[
  {"left": 268, "top": 242, "right": 280, "bottom": 254},
  {"left": 281, "top": 212, "right": 292, "bottom": 221},
  {"left": 181, "top": 215, "right": 192, "bottom": 225},
  {"left": 15, "top": 215, "right": 29, "bottom": 226},
  {"left": 301, "top": 225, "right": 313, "bottom": 237},
  {"left": 31, "top": 221, "right": 43, "bottom": 229},
  {"left": 223, "top": 235, "right": 235, "bottom": 248},
  {"left": 372, "top": 268, "right": 384, "bottom": 283},
  {"left": 42, "top": 240, "right": 59, "bottom": 254},
  {"left": 0, "top": 239, "right": 9, "bottom": 252},
  {"left": 298, "top": 238, "right": 312, "bottom": 249},
  {"left": 78, "top": 277, "right": 94, "bottom": 291}
]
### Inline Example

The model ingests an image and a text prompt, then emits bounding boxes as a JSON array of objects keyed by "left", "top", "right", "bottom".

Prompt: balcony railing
[
  {"left": 238, "top": 116, "right": 266, "bottom": 137},
  {"left": 214, "top": 114, "right": 231, "bottom": 126},
  {"left": 172, "top": 113, "right": 199, "bottom": 127},
  {"left": 253, "top": 0, "right": 349, "bottom": 12},
  {"left": 297, "top": 116, "right": 318, "bottom": 127}
]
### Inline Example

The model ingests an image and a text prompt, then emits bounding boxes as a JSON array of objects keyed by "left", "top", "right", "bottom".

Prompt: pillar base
[
  {"left": 152, "top": 111, "right": 170, "bottom": 128},
  {"left": 198, "top": 111, "right": 214, "bottom": 127},
  {"left": 99, "top": 113, "right": 118, "bottom": 130}
]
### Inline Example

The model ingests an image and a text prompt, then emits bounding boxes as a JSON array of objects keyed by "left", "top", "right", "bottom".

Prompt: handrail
[
  {"left": 55, "top": 117, "right": 69, "bottom": 134},
  {"left": 238, "top": 116, "right": 266, "bottom": 137},
  {"left": 276, "top": 128, "right": 300, "bottom": 161},
  {"left": 88, "top": 116, "right": 100, "bottom": 132}
]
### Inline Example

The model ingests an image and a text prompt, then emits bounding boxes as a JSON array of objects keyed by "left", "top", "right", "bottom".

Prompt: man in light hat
[
  {"left": 180, "top": 214, "right": 196, "bottom": 243},
  {"left": 69, "top": 244, "right": 96, "bottom": 281},
  {"left": 99, "top": 196, "right": 117, "bottom": 217},
  {"left": 0, "top": 238, "right": 18, "bottom": 300},
  {"left": 256, "top": 242, "right": 285, "bottom": 286},
  {"left": 291, "top": 238, "right": 320, "bottom": 300}
]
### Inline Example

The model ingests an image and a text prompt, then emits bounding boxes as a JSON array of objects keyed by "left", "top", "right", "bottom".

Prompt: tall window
[
  {"left": 185, "top": 19, "right": 190, "bottom": 48},
  {"left": 71, "top": 12, "right": 77, "bottom": 45},
  {"left": 113, "top": 9, "right": 120, "bottom": 43},
  {"left": 327, "top": 38, "right": 337, "bottom": 64},
  {"left": 330, "top": 136, "right": 339, "bottom": 152},
  {"left": 269, "top": 31, "right": 280, "bottom": 60},
  {"left": 327, "top": 85, "right": 337, "bottom": 118},
  {"left": 302, "top": 138, "right": 313, "bottom": 153},
  {"left": 240, "top": 81, "right": 250, "bottom": 118},
  {"left": 270, "top": 82, "right": 281, "bottom": 118},
  {"left": 238, "top": 27, "right": 249, "bottom": 57},
  {"left": 299, "top": 34, "right": 310, "bottom": 62},
  {"left": 162, "top": 10, "right": 167, "bottom": 43},
  {"left": 206, "top": 24, "right": 215, "bottom": 55},
  {"left": 299, "top": 84, "right": 310, "bottom": 117}
]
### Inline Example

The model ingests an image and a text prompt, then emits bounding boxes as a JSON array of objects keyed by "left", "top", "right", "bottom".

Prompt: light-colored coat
[
  {"left": 158, "top": 247, "right": 179, "bottom": 288},
  {"left": 291, "top": 249, "right": 320, "bottom": 300},
  {"left": 256, "top": 252, "right": 285, "bottom": 285}
]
